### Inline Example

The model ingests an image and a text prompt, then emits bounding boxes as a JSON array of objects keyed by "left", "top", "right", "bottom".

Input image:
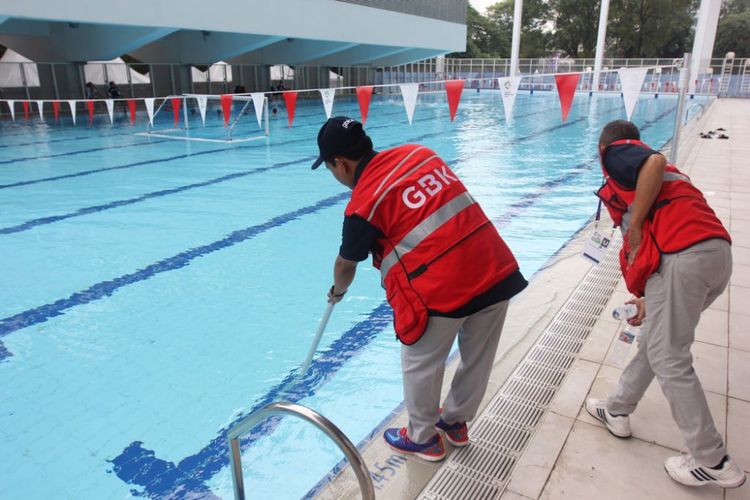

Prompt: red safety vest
[
  {"left": 596, "top": 139, "right": 730, "bottom": 297},
  {"left": 346, "top": 144, "right": 520, "bottom": 344}
]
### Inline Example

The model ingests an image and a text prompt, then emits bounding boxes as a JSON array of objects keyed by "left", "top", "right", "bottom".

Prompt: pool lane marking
[
  {"left": 0, "top": 101, "right": 627, "bottom": 360},
  {"left": 0, "top": 95, "right": 595, "bottom": 190},
  {"left": 0, "top": 99, "right": 618, "bottom": 237},
  {"left": 0, "top": 138, "right": 176, "bottom": 166}
]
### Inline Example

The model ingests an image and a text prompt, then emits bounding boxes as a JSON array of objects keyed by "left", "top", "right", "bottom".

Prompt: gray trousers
[
  {"left": 401, "top": 300, "right": 509, "bottom": 443},
  {"left": 607, "top": 238, "right": 732, "bottom": 466}
]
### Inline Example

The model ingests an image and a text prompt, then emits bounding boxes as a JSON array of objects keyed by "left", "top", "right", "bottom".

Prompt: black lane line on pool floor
[
  {"left": 0, "top": 100, "right": 630, "bottom": 364},
  {"left": 0, "top": 98, "right": 607, "bottom": 235},
  {"left": 0, "top": 94, "right": 598, "bottom": 189}
]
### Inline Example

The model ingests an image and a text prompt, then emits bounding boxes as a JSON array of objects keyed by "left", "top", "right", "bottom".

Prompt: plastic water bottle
[
  {"left": 610, "top": 325, "right": 639, "bottom": 368},
  {"left": 612, "top": 303, "right": 638, "bottom": 321}
]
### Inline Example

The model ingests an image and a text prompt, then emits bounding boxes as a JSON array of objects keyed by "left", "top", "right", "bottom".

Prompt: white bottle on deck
[
  {"left": 612, "top": 303, "right": 638, "bottom": 321},
  {"left": 610, "top": 324, "right": 639, "bottom": 368}
]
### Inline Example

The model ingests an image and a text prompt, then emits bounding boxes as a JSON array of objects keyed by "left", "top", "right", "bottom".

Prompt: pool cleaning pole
[{"left": 299, "top": 302, "right": 335, "bottom": 377}]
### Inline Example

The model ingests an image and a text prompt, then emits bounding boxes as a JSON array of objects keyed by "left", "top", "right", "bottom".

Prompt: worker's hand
[
  {"left": 327, "top": 285, "right": 347, "bottom": 304},
  {"left": 627, "top": 227, "right": 642, "bottom": 266},
  {"left": 626, "top": 297, "right": 645, "bottom": 326}
]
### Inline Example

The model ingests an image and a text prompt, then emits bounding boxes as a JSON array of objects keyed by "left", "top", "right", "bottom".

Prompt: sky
[{"left": 468, "top": 0, "right": 498, "bottom": 14}]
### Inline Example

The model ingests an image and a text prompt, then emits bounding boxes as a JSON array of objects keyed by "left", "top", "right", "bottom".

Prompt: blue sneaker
[
  {"left": 435, "top": 418, "right": 469, "bottom": 447},
  {"left": 383, "top": 427, "right": 446, "bottom": 461}
]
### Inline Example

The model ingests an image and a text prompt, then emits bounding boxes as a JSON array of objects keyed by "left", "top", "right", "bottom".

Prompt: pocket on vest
[{"left": 385, "top": 271, "right": 429, "bottom": 345}]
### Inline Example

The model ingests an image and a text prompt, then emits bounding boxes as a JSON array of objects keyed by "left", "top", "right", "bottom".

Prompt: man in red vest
[
  {"left": 312, "top": 116, "right": 527, "bottom": 461},
  {"left": 586, "top": 120, "right": 745, "bottom": 489}
]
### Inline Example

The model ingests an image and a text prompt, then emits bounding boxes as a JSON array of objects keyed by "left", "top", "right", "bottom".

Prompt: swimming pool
[{"left": 0, "top": 90, "right": 695, "bottom": 499}]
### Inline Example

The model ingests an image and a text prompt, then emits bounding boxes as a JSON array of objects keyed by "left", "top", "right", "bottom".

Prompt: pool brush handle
[{"left": 299, "top": 302, "right": 335, "bottom": 378}]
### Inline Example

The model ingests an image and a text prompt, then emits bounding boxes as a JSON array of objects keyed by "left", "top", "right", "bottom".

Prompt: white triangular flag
[
  {"left": 68, "top": 100, "right": 77, "bottom": 125},
  {"left": 105, "top": 99, "right": 114, "bottom": 124},
  {"left": 399, "top": 83, "right": 419, "bottom": 125},
  {"left": 618, "top": 67, "right": 649, "bottom": 120},
  {"left": 7, "top": 100, "right": 15, "bottom": 121},
  {"left": 319, "top": 89, "right": 335, "bottom": 119},
  {"left": 145, "top": 98, "right": 155, "bottom": 126},
  {"left": 36, "top": 100, "right": 44, "bottom": 121},
  {"left": 497, "top": 77, "right": 522, "bottom": 123},
  {"left": 195, "top": 96, "right": 208, "bottom": 126},
  {"left": 250, "top": 92, "right": 265, "bottom": 128}
]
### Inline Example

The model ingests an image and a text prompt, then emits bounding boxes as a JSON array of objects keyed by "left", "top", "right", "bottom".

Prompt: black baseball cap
[{"left": 311, "top": 116, "right": 371, "bottom": 170}]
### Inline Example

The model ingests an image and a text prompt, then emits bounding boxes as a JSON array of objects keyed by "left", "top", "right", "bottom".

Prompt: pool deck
[{"left": 315, "top": 97, "right": 750, "bottom": 500}]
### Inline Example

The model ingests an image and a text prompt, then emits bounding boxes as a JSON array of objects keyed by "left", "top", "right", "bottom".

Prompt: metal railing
[{"left": 227, "top": 401, "right": 375, "bottom": 500}]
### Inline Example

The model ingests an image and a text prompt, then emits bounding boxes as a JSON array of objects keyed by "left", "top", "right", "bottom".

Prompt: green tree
[
  {"left": 606, "top": 0, "right": 698, "bottom": 57},
  {"left": 550, "top": 0, "right": 601, "bottom": 57},
  {"left": 715, "top": 0, "right": 750, "bottom": 57},
  {"left": 485, "top": 0, "right": 553, "bottom": 57},
  {"left": 449, "top": 4, "right": 510, "bottom": 57}
]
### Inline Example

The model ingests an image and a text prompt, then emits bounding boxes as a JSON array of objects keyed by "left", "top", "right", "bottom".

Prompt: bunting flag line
[
  {"left": 195, "top": 95, "right": 208, "bottom": 126},
  {"left": 170, "top": 97, "right": 182, "bottom": 128},
  {"left": 52, "top": 101, "right": 60, "bottom": 122},
  {"left": 283, "top": 91, "right": 298, "bottom": 128},
  {"left": 22, "top": 101, "right": 30, "bottom": 120},
  {"left": 128, "top": 100, "right": 136, "bottom": 125},
  {"left": 36, "top": 100, "right": 44, "bottom": 121},
  {"left": 356, "top": 86, "right": 373, "bottom": 125},
  {"left": 145, "top": 98, "right": 155, "bottom": 126},
  {"left": 250, "top": 92, "right": 265, "bottom": 128},
  {"left": 497, "top": 76, "right": 521, "bottom": 123},
  {"left": 618, "top": 67, "right": 650, "bottom": 120},
  {"left": 220, "top": 94, "right": 232, "bottom": 126},
  {"left": 68, "top": 100, "right": 77, "bottom": 125},
  {"left": 105, "top": 99, "right": 114, "bottom": 124},
  {"left": 554, "top": 73, "right": 580, "bottom": 122},
  {"left": 319, "top": 89, "right": 335, "bottom": 119},
  {"left": 7, "top": 100, "right": 15, "bottom": 121},
  {"left": 399, "top": 83, "right": 419, "bottom": 125},
  {"left": 87, "top": 100, "right": 95, "bottom": 126},
  {"left": 445, "top": 79, "right": 465, "bottom": 122}
]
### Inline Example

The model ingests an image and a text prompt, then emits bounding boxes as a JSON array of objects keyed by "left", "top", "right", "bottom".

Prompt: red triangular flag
[
  {"left": 282, "top": 91, "right": 297, "bottom": 128},
  {"left": 554, "top": 74, "right": 580, "bottom": 122},
  {"left": 445, "top": 80, "right": 465, "bottom": 122},
  {"left": 22, "top": 101, "right": 29, "bottom": 120},
  {"left": 171, "top": 97, "right": 182, "bottom": 127},
  {"left": 128, "top": 100, "right": 137, "bottom": 125},
  {"left": 356, "top": 86, "right": 374, "bottom": 125},
  {"left": 86, "top": 100, "right": 95, "bottom": 125},
  {"left": 52, "top": 101, "right": 60, "bottom": 122},
  {"left": 220, "top": 94, "right": 233, "bottom": 126}
]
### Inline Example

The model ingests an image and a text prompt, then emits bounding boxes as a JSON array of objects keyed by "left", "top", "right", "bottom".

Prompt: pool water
[{"left": 0, "top": 90, "right": 694, "bottom": 499}]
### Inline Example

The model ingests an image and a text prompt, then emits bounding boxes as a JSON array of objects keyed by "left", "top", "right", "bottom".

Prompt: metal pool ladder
[{"left": 227, "top": 401, "right": 375, "bottom": 500}]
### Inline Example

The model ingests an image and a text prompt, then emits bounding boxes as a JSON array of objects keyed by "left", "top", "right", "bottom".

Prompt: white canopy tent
[
  {"left": 191, "top": 61, "right": 232, "bottom": 83},
  {"left": 0, "top": 48, "right": 40, "bottom": 87},
  {"left": 84, "top": 58, "right": 151, "bottom": 85}
]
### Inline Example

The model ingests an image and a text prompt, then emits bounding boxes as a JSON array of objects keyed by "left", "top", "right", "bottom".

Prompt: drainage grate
[{"left": 419, "top": 234, "right": 623, "bottom": 500}]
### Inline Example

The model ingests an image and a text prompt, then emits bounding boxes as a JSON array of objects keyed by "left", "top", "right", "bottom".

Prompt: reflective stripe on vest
[
  {"left": 373, "top": 146, "right": 427, "bottom": 197},
  {"left": 367, "top": 154, "right": 440, "bottom": 221},
  {"left": 379, "top": 192, "right": 476, "bottom": 279},
  {"left": 618, "top": 170, "right": 693, "bottom": 233}
]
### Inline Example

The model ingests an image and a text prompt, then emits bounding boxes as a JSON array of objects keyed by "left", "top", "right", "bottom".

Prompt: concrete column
[
  {"left": 593, "top": 0, "right": 610, "bottom": 91},
  {"left": 689, "top": 0, "right": 721, "bottom": 94},
  {"left": 510, "top": 0, "right": 523, "bottom": 76}
]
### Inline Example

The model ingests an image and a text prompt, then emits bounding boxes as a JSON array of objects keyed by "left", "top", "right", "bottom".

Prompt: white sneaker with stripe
[
  {"left": 584, "top": 398, "right": 632, "bottom": 438},
  {"left": 664, "top": 453, "right": 746, "bottom": 488}
]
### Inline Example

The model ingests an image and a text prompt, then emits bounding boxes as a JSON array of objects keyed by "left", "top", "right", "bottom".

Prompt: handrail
[{"left": 227, "top": 401, "right": 375, "bottom": 500}]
